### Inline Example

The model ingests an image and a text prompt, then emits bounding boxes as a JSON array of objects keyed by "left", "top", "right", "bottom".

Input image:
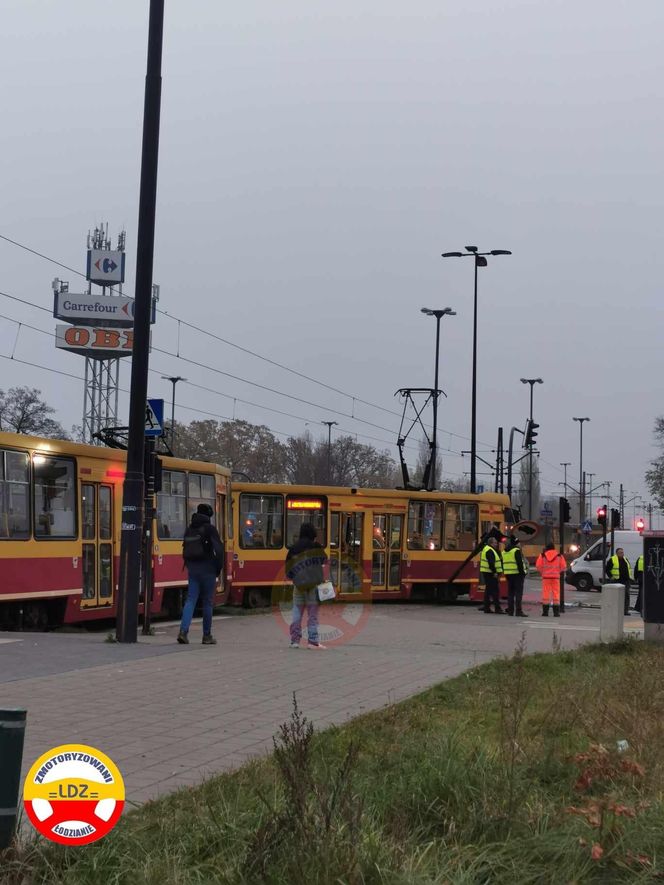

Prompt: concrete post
[{"left": 600, "top": 584, "right": 625, "bottom": 642}]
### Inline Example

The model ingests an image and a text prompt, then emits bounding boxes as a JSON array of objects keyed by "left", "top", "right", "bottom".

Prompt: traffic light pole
[{"left": 116, "top": 0, "right": 165, "bottom": 643}]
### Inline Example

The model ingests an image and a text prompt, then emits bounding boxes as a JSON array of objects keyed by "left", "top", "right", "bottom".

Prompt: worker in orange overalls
[{"left": 535, "top": 542, "right": 567, "bottom": 617}]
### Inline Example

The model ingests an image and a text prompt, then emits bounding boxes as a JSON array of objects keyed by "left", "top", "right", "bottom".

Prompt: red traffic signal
[
  {"left": 597, "top": 506, "right": 607, "bottom": 526},
  {"left": 636, "top": 518, "right": 645, "bottom": 532}
]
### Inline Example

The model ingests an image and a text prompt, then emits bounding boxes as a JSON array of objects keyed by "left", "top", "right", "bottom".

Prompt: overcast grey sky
[{"left": 1, "top": 0, "right": 662, "bottom": 511}]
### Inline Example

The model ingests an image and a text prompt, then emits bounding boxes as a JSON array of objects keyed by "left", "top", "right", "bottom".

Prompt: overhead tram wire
[
  {"left": 0, "top": 233, "right": 492, "bottom": 448},
  {"left": 0, "top": 288, "right": 466, "bottom": 457}
]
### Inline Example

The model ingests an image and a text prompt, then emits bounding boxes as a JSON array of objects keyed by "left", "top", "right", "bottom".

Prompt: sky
[{"left": 1, "top": 0, "right": 662, "bottom": 516}]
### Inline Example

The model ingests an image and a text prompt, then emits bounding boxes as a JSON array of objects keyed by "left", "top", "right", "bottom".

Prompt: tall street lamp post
[
  {"left": 521, "top": 377, "right": 543, "bottom": 519},
  {"left": 322, "top": 420, "right": 338, "bottom": 484},
  {"left": 162, "top": 375, "right": 185, "bottom": 455},
  {"left": 421, "top": 307, "right": 456, "bottom": 490},
  {"left": 442, "top": 246, "right": 511, "bottom": 493},
  {"left": 572, "top": 417, "right": 591, "bottom": 524}
]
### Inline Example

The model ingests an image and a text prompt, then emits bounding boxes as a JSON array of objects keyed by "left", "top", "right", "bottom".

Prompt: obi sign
[{"left": 55, "top": 324, "right": 134, "bottom": 359}]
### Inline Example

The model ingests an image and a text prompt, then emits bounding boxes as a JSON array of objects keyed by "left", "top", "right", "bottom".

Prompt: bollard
[
  {"left": 0, "top": 709, "right": 27, "bottom": 851},
  {"left": 600, "top": 584, "right": 625, "bottom": 642}
]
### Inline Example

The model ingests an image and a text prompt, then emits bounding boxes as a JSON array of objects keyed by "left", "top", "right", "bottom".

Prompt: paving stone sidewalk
[{"left": 0, "top": 599, "right": 610, "bottom": 806}]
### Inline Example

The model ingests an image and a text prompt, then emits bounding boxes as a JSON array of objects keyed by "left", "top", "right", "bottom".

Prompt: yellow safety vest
[
  {"left": 480, "top": 545, "right": 503, "bottom": 574},
  {"left": 502, "top": 547, "right": 521, "bottom": 575},
  {"left": 636, "top": 555, "right": 644, "bottom": 573},
  {"left": 608, "top": 555, "right": 632, "bottom": 581}
]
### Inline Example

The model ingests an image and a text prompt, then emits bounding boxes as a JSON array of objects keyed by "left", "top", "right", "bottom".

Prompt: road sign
[
  {"left": 55, "top": 324, "right": 134, "bottom": 359},
  {"left": 540, "top": 505, "right": 553, "bottom": 518},
  {"left": 86, "top": 249, "right": 125, "bottom": 285},
  {"left": 582, "top": 519, "right": 593, "bottom": 534},
  {"left": 53, "top": 291, "right": 155, "bottom": 326},
  {"left": 145, "top": 399, "right": 164, "bottom": 437}
]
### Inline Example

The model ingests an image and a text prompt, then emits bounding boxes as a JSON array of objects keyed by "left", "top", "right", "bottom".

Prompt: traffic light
[
  {"left": 561, "top": 497, "right": 571, "bottom": 523},
  {"left": 597, "top": 506, "right": 607, "bottom": 526},
  {"left": 636, "top": 517, "right": 645, "bottom": 533},
  {"left": 524, "top": 418, "right": 540, "bottom": 448},
  {"left": 611, "top": 508, "right": 620, "bottom": 529}
]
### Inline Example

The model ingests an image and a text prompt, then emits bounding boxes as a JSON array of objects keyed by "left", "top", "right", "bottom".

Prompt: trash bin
[
  {"left": 0, "top": 708, "right": 27, "bottom": 850},
  {"left": 600, "top": 584, "right": 624, "bottom": 642}
]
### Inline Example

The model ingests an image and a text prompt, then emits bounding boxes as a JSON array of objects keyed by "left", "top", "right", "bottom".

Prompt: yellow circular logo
[{"left": 23, "top": 743, "right": 125, "bottom": 845}]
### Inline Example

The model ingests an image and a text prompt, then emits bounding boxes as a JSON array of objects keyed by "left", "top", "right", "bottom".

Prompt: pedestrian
[
  {"left": 605, "top": 547, "right": 633, "bottom": 616},
  {"left": 535, "top": 543, "right": 566, "bottom": 617},
  {"left": 480, "top": 536, "right": 504, "bottom": 614},
  {"left": 503, "top": 535, "right": 528, "bottom": 617},
  {"left": 634, "top": 553, "right": 644, "bottom": 615},
  {"left": 286, "top": 522, "right": 328, "bottom": 649},
  {"left": 177, "top": 503, "right": 224, "bottom": 645}
]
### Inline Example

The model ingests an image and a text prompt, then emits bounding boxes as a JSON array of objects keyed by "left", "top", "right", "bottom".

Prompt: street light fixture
[
  {"left": 442, "top": 246, "right": 512, "bottom": 493},
  {"left": 572, "top": 417, "right": 591, "bottom": 523},
  {"left": 421, "top": 307, "right": 456, "bottom": 490},
  {"left": 162, "top": 375, "right": 186, "bottom": 455},
  {"left": 321, "top": 420, "right": 338, "bottom": 484},
  {"left": 521, "top": 378, "right": 543, "bottom": 520}
]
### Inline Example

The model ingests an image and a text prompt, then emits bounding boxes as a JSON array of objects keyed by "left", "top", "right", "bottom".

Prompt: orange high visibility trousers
[{"left": 542, "top": 577, "right": 560, "bottom": 605}]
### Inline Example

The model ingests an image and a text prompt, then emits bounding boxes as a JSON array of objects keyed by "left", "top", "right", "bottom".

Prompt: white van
[{"left": 567, "top": 531, "right": 643, "bottom": 591}]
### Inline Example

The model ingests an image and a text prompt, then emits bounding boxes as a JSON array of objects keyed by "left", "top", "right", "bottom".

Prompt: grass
[{"left": 5, "top": 638, "right": 664, "bottom": 884}]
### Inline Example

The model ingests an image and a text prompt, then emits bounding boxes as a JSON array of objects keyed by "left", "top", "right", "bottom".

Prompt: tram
[
  {"left": 228, "top": 482, "right": 512, "bottom": 608},
  {"left": 0, "top": 431, "right": 230, "bottom": 628}
]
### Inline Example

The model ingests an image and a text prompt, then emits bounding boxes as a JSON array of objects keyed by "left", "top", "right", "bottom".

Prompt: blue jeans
[
  {"left": 290, "top": 588, "right": 319, "bottom": 644},
  {"left": 180, "top": 569, "right": 216, "bottom": 635}
]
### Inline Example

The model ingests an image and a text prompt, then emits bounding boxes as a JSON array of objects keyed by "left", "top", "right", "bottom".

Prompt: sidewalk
[{"left": 1, "top": 600, "right": 606, "bottom": 806}]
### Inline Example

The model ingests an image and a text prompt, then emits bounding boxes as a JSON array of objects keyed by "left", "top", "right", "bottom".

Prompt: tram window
[
  {"left": 81, "top": 484, "right": 96, "bottom": 540},
  {"left": 240, "top": 493, "right": 284, "bottom": 549},
  {"left": 286, "top": 496, "right": 326, "bottom": 547},
  {"left": 407, "top": 501, "right": 442, "bottom": 550},
  {"left": 157, "top": 470, "right": 186, "bottom": 539},
  {"left": 188, "top": 473, "right": 216, "bottom": 523},
  {"left": 99, "top": 486, "right": 112, "bottom": 540},
  {"left": 0, "top": 449, "right": 30, "bottom": 539},
  {"left": 444, "top": 503, "right": 478, "bottom": 551},
  {"left": 33, "top": 455, "right": 76, "bottom": 539}
]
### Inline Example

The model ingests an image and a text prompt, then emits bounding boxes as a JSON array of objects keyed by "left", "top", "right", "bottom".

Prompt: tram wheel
[
  {"left": 22, "top": 602, "right": 49, "bottom": 631},
  {"left": 243, "top": 587, "right": 268, "bottom": 609}
]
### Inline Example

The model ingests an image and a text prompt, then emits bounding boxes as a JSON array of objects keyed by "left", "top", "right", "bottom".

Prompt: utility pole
[
  {"left": 619, "top": 483, "right": 625, "bottom": 529},
  {"left": 116, "top": 0, "right": 165, "bottom": 643},
  {"left": 162, "top": 375, "right": 185, "bottom": 455},
  {"left": 322, "top": 421, "right": 338, "bottom": 484},
  {"left": 587, "top": 472, "right": 595, "bottom": 519},
  {"left": 495, "top": 427, "right": 504, "bottom": 493},
  {"left": 573, "top": 417, "right": 590, "bottom": 524},
  {"left": 560, "top": 462, "right": 571, "bottom": 498}
]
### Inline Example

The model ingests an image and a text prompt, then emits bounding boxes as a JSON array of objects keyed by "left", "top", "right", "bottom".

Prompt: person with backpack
[
  {"left": 177, "top": 503, "right": 224, "bottom": 645},
  {"left": 535, "top": 543, "right": 567, "bottom": 617},
  {"left": 285, "top": 523, "right": 328, "bottom": 649}
]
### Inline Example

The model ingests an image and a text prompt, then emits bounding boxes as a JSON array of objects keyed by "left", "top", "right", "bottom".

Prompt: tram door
[
  {"left": 371, "top": 513, "right": 403, "bottom": 592},
  {"left": 80, "top": 483, "right": 114, "bottom": 609},
  {"left": 329, "top": 512, "right": 364, "bottom": 593}
]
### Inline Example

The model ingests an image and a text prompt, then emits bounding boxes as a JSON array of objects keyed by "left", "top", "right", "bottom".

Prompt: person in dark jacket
[
  {"left": 605, "top": 547, "right": 633, "bottom": 616},
  {"left": 177, "top": 504, "right": 224, "bottom": 645},
  {"left": 286, "top": 523, "right": 328, "bottom": 649}
]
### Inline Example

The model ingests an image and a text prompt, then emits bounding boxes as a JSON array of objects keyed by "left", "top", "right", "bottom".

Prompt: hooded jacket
[
  {"left": 186, "top": 512, "right": 224, "bottom": 575},
  {"left": 285, "top": 537, "right": 327, "bottom": 591},
  {"left": 536, "top": 549, "right": 566, "bottom": 579}
]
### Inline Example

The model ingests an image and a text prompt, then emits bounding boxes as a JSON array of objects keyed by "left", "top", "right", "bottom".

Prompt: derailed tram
[{"left": 0, "top": 431, "right": 513, "bottom": 628}]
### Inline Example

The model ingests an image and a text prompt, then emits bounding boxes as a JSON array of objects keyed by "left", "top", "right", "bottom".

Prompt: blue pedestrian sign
[
  {"left": 582, "top": 519, "right": 593, "bottom": 534},
  {"left": 145, "top": 398, "right": 164, "bottom": 437}
]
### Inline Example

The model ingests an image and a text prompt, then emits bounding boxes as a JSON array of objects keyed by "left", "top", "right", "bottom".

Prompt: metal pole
[
  {"left": 0, "top": 709, "right": 26, "bottom": 850},
  {"left": 431, "top": 314, "right": 441, "bottom": 491},
  {"left": 579, "top": 423, "right": 584, "bottom": 524},
  {"left": 528, "top": 383, "right": 534, "bottom": 520},
  {"left": 116, "top": 0, "right": 165, "bottom": 643},
  {"left": 170, "top": 379, "right": 176, "bottom": 453},
  {"left": 470, "top": 257, "right": 478, "bottom": 494},
  {"left": 619, "top": 483, "right": 624, "bottom": 529},
  {"left": 559, "top": 496, "right": 565, "bottom": 615},
  {"left": 588, "top": 473, "right": 595, "bottom": 519}
]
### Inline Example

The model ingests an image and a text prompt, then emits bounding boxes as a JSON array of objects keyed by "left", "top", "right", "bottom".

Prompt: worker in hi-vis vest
[
  {"left": 502, "top": 535, "right": 528, "bottom": 617},
  {"left": 605, "top": 547, "right": 633, "bottom": 616},
  {"left": 634, "top": 553, "right": 644, "bottom": 615},
  {"left": 535, "top": 543, "right": 566, "bottom": 617},
  {"left": 479, "top": 536, "right": 504, "bottom": 614}
]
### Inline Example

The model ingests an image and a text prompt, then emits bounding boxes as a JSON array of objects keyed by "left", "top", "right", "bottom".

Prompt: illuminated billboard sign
[{"left": 55, "top": 324, "right": 137, "bottom": 359}]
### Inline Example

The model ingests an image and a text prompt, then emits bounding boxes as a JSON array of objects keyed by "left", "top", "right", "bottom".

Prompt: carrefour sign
[
  {"left": 53, "top": 292, "right": 155, "bottom": 327},
  {"left": 86, "top": 249, "right": 125, "bottom": 285},
  {"left": 55, "top": 324, "right": 137, "bottom": 360}
]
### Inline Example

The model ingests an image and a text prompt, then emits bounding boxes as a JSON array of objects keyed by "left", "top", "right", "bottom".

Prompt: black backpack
[{"left": 182, "top": 524, "right": 210, "bottom": 562}]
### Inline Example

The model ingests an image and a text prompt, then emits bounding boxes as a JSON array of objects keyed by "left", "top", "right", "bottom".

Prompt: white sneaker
[
  {"left": 289, "top": 641, "right": 300, "bottom": 649},
  {"left": 307, "top": 642, "right": 327, "bottom": 650}
]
